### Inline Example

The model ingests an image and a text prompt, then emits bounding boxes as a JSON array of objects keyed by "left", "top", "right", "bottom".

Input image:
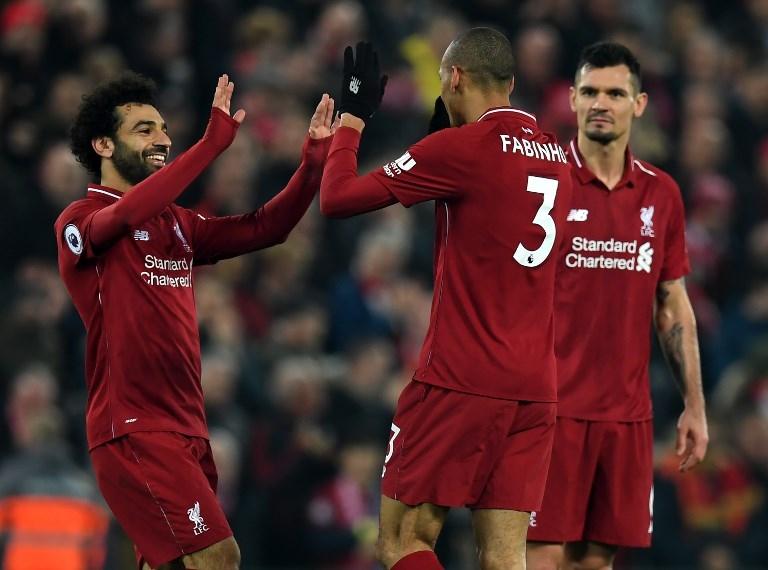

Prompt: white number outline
[
  {"left": 382, "top": 422, "right": 401, "bottom": 477},
  {"left": 513, "top": 176, "right": 559, "bottom": 267}
]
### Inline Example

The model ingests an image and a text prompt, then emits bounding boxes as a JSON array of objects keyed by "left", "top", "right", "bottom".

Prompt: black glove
[
  {"left": 428, "top": 96, "right": 450, "bottom": 134},
  {"left": 339, "top": 41, "right": 388, "bottom": 119}
]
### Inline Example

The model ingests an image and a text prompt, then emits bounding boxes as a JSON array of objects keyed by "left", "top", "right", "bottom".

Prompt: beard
[
  {"left": 112, "top": 139, "right": 156, "bottom": 185},
  {"left": 584, "top": 125, "right": 619, "bottom": 145}
]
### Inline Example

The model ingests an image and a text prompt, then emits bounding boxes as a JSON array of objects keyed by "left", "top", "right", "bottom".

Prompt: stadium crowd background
[{"left": 0, "top": 0, "right": 766, "bottom": 568}]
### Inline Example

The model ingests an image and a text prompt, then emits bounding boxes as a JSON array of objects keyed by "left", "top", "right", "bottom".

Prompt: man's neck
[
  {"left": 464, "top": 93, "right": 513, "bottom": 124},
  {"left": 577, "top": 131, "right": 629, "bottom": 190},
  {"left": 100, "top": 165, "right": 133, "bottom": 194}
]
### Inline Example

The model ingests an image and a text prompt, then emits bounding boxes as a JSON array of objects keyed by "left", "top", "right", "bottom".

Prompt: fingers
[
  {"left": 675, "top": 423, "right": 687, "bottom": 456},
  {"left": 232, "top": 109, "right": 246, "bottom": 124},
  {"left": 324, "top": 96, "right": 335, "bottom": 128},
  {"left": 380, "top": 75, "right": 388, "bottom": 100},
  {"left": 344, "top": 46, "right": 354, "bottom": 73}
]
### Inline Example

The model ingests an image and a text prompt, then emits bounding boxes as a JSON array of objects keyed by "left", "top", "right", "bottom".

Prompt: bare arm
[{"left": 655, "top": 277, "right": 709, "bottom": 471}]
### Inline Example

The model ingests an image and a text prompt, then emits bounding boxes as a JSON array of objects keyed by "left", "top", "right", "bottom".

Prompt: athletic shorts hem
[
  {"left": 583, "top": 532, "right": 651, "bottom": 549},
  {"left": 142, "top": 527, "right": 234, "bottom": 568},
  {"left": 383, "top": 489, "right": 539, "bottom": 512}
]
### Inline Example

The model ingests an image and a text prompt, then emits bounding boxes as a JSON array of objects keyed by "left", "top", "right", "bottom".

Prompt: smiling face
[
  {"left": 110, "top": 103, "right": 171, "bottom": 185},
  {"left": 570, "top": 64, "right": 647, "bottom": 145}
]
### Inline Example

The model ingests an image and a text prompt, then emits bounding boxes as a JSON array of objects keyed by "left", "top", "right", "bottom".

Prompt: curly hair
[{"left": 69, "top": 72, "right": 158, "bottom": 178}]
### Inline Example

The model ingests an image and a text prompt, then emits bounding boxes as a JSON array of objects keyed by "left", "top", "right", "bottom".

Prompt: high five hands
[
  {"left": 339, "top": 42, "right": 388, "bottom": 120},
  {"left": 212, "top": 74, "right": 246, "bottom": 124}
]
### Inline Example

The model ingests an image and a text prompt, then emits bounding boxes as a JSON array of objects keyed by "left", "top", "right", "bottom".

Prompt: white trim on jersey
[
  {"left": 633, "top": 160, "right": 657, "bottom": 177},
  {"left": 478, "top": 107, "right": 537, "bottom": 123},
  {"left": 88, "top": 187, "right": 122, "bottom": 200},
  {"left": 569, "top": 140, "right": 583, "bottom": 168}
]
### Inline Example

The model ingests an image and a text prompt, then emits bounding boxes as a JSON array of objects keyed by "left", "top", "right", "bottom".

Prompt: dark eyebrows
[{"left": 130, "top": 120, "right": 168, "bottom": 131}]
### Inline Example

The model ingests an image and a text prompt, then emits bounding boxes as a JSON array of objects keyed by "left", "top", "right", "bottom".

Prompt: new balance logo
[
  {"left": 349, "top": 76, "right": 361, "bottom": 94},
  {"left": 133, "top": 229, "right": 149, "bottom": 241},
  {"left": 522, "top": 127, "right": 533, "bottom": 134},
  {"left": 636, "top": 242, "right": 654, "bottom": 273},
  {"left": 567, "top": 209, "right": 589, "bottom": 222},
  {"left": 187, "top": 501, "right": 209, "bottom": 536}
]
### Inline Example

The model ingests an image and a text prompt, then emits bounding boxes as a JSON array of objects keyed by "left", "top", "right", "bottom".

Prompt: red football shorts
[
  {"left": 90, "top": 431, "right": 233, "bottom": 568},
  {"left": 527, "top": 418, "right": 654, "bottom": 547},
  {"left": 381, "top": 380, "right": 556, "bottom": 511}
]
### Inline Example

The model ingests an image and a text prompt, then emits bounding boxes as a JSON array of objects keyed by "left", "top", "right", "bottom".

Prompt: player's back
[{"left": 391, "top": 108, "right": 572, "bottom": 401}]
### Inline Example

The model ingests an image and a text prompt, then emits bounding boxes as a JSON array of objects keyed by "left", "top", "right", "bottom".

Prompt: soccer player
[
  {"left": 55, "top": 72, "right": 335, "bottom": 570},
  {"left": 320, "top": 30, "right": 573, "bottom": 570},
  {"left": 526, "top": 42, "right": 709, "bottom": 570}
]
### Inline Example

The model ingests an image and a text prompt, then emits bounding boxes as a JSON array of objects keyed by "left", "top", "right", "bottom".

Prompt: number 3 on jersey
[
  {"left": 513, "top": 176, "right": 559, "bottom": 268},
  {"left": 382, "top": 422, "right": 401, "bottom": 478}
]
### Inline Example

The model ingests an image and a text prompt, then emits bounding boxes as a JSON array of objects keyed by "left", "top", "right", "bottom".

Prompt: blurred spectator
[
  {"left": 0, "top": 1, "right": 766, "bottom": 568},
  {"left": 0, "top": 397, "right": 109, "bottom": 570}
]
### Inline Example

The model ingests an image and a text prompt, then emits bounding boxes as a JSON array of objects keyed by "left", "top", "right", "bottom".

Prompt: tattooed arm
[{"left": 655, "top": 278, "right": 709, "bottom": 471}]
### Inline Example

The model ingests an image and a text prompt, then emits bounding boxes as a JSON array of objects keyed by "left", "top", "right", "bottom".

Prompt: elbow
[{"left": 319, "top": 192, "right": 346, "bottom": 218}]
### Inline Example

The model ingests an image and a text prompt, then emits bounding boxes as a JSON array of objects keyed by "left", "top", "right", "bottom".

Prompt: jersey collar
[
  {"left": 567, "top": 139, "right": 638, "bottom": 190},
  {"left": 477, "top": 106, "right": 538, "bottom": 129},
  {"left": 86, "top": 184, "right": 123, "bottom": 201}
]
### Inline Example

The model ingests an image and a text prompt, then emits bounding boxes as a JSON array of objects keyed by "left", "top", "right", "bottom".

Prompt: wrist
[{"left": 340, "top": 113, "right": 365, "bottom": 132}]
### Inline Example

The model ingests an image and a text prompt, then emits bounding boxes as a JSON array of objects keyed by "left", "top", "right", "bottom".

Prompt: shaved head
[{"left": 443, "top": 27, "right": 515, "bottom": 92}]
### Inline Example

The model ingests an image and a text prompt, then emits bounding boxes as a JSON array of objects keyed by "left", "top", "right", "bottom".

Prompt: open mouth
[{"left": 144, "top": 151, "right": 168, "bottom": 167}]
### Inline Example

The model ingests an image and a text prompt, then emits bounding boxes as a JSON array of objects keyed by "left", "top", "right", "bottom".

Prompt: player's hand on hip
[
  {"left": 338, "top": 41, "right": 388, "bottom": 120},
  {"left": 308, "top": 93, "right": 335, "bottom": 139},
  {"left": 211, "top": 74, "right": 246, "bottom": 124},
  {"left": 676, "top": 407, "right": 709, "bottom": 472}
]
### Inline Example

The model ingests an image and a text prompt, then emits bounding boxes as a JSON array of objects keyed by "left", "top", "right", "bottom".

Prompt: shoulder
[
  {"left": 54, "top": 198, "right": 101, "bottom": 230},
  {"left": 633, "top": 159, "right": 680, "bottom": 193},
  {"left": 171, "top": 204, "right": 208, "bottom": 223}
]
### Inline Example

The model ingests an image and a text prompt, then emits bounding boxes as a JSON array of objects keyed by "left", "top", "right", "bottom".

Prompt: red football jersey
[
  {"left": 370, "top": 108, "right": 572, "bottom": 401},
  {"left": 555, "top": 140, "right": 690, "bottom": 421}
]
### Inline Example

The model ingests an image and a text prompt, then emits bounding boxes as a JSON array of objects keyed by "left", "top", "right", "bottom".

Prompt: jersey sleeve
[
  {"left": 54, "top": 200, "right": 106, "bottom": 266},
  {"left": 369, "top": 128, "right": 469, "bottom": 207},
  {"left": 659, "top": 179, "right": 690, "bottom": 282},
  {"left": 182, "top": 136, "right": 327, "bottom": 265}
]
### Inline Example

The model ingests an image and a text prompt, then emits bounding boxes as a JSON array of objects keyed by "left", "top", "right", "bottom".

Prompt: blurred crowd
[{"left": 0, "top": 0, "right": 766, "bottom": 569}]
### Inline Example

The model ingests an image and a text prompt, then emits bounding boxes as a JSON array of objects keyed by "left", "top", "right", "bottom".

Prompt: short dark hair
[
  {"left": 443, "top": 27, "right": 515, "bottom": 91},
  {"left": 575, "top": 41, "right": 642, "bottom": 92},
  {"left": 70, "top": 72, "right": 157, "bottom": 177}
]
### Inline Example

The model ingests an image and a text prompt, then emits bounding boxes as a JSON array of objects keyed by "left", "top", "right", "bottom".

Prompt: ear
[
  {"left": 634, "top": 91, "right": 649, "bottom": 118},
  {"left": 450, "top": 66, "right": 461, "bottom": 93},
  {"left": 92, "top": 136, "right": 114, "bottom": 158},
  {"left": 569, "top": 86, "right": 577, "bottom": 113},
  {"left": 508, "top": 76, "right": 515, "bottom": 96}
]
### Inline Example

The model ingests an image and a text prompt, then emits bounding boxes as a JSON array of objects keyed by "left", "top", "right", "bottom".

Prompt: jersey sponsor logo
[
  {"left": 141, "top": 254, "right": 193, "bottom": 288},
  {"left": 133, "top": 229, "right": 150, "bottom": 241},
  {"left": 349, "top": 76, "right": 361, "bottom": 94},
  {"left": 567, "top": 208, "right": 589, "bottom": 222},
  {"left": 124, "top": 418, "right": 137, "bottom": 424},
  {"left": 637, "top": 242, "right": 654, "bottom": 273},
  {"left": 640, "top": 206, "right": 655, "bottom": 237},
  {"left": 64, "top": 224, "right": 83, "bottom": 255},
  {"left": 565, "top": 236, "right": 654, "bottom": 273},
  {"left": 187, "top": 501, "right": 209, "bottom": 536},
  {"left": 382, "top": 152, "right": 416, "bottom": 178}
]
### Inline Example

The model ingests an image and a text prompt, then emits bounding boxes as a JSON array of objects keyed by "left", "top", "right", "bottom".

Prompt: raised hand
[
  {"left": 308, "top": 93, "right": 335, "bottom": 140},
  {"left": 339, "top": 42, "right": 388, "bottom": 120},
  {"left": 211, "top": 74, "right": 246, "bottom": 124}
]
